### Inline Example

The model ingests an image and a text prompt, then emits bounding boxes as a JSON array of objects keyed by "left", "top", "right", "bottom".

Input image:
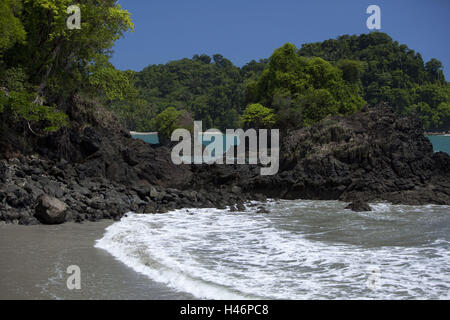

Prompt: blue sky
[{"left": 112, "top": 0, "right": 450, "bottom": 79}]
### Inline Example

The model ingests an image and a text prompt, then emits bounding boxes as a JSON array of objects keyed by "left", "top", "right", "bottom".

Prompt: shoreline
[
  {"left": 0, "top": 221, "right": 194, "bottom": 300},
  {"left": 1, "top": 105, "right": 450, "bottom": 227},
  {"left": 1, "top": 201, "right": 449, "bottom": 300}
]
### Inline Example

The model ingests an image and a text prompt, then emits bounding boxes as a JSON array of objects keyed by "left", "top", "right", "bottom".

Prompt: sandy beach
[{"left": 0, "top": 221, "right": 193, "bottom": 300}]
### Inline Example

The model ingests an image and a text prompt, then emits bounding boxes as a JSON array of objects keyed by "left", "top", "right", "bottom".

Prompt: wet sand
[{"left": 0, "top": 221, "right": 193, "bottom": 300}]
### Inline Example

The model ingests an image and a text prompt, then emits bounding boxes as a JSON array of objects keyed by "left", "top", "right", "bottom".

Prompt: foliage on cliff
[
  {"left": 0, "top": 0, "right": 133, "bottom": 134},
  {"left": 3, "top": 3, "right": 448, "bottom": 137},
  {"left": 120, "top": 33, "right": 448, "bottom": 133},
  {"left": 246, "top": 43, "right": 366, "bottom": 128},
  {"left": 119, "top": 54, "right": 248, "bottom": 131},
  {"left": 240, "top": 103, "right": 276, "bottom": 129},
  {"left": 299, "top": 32, "right": 450, "bottom": 131},
  {"left": 112, "top": 46, "right": 365, "bottom": 132},
  {"left": 151, "top": 107, "right": 193, "bottom": 140}
]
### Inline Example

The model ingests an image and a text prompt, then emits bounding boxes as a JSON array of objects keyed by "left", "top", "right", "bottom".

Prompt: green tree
[
  {"left": 298, "top": 32, "right": 450, "bottom": 131},
  {"left": 250, "top": 43, "right": 365, "bottom": 128},
  {"left": 133, "top": 54, "right": 245, "bottom": 131},
  {"left": 0, "top": 0, "right": 133, "bottom": 134},
  {"left": 3, "top": 0, "right": 133, "bottom": 103},
  {"left": 151, "top": 107, "right": 192, "bottom": 140},
  {"left": 0, "top": 89, "right": 68, "bottom": 132},
  {"left": 241, "top": 103, "right": 276, "bottom": 129},
  {"left": 337, "top": 59, "right": 364, "bottom": 83},
  {"left": 425, "top": 58, "right": 445, "bottom": 83},
  {"left": 87, "top": 55, "right": 137, "bottom": 102},
  {"left": 0, "top": 0, "right": 26, "bottom": 53}
]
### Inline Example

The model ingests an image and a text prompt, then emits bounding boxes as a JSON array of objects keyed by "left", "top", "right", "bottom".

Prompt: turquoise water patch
[
  {"left": 426, "top": 135, "right": 450, "bottom": 155},
  {"left": 132, "top": 133, "right": 450, "bottom": 156},
  {"left": 131, "top": 132, "right": 240, "bottom": 152},
  {"left": 131, "top": 133, "right": 159, "bottom": 145}
]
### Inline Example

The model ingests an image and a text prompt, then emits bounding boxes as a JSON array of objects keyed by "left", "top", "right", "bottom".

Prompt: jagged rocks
[
  {"left": 345, "top": 200, "right": 372, "bottom": 212},
  {"left": 236, "top": 202, "right": 246, "bottom": 211},
  {"left": 236, "top": 103, "right": 450, "bottom": 205},
  {"left": 80, "top": 127, "right": 102, "bottom": 155},
  {"left": 1, "top": 99, "right": 449, "bottom": 226},
  {"left": 0, "top": 161, "right": 7, "bottom": 183}
]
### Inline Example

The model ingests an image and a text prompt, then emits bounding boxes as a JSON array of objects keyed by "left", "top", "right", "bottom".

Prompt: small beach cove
[{"left": 0, "top": 221, "right": 193, "bottom": 300}]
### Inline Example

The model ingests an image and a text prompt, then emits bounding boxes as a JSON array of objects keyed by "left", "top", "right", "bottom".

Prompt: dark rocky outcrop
[
  {"left": 345, "top": 200, "right": 372, "bottom": 212},
  {"left": 0, "top": 95, "right": 251, "bottom": 225},
  {"left": 0, "top": 100, "right": 449, "bottom": 225},
  {"left": 234, "top": 103, "right": 450, "bottom": 206}
]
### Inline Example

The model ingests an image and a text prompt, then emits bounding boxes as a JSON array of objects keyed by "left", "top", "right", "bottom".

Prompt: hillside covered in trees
[
  {"left": 107, "top": 54, "right": 266, "bottom": 131},
  {"left": 1, "top": 0, "right": 448, "bottom": 142},
  {"left": 0, "top": 0, "right": 134, "bottom": 150},
  {"left": 299, "top": 33, "right": 450, "bottom": 131},
  {"left": 109, "top": 32, "right": 449, "bottom": 134},
  {"left": 1, "top": 2, "right": 449, "bottom": 227}
]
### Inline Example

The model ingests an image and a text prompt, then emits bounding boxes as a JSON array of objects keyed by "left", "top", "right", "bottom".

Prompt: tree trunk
[{"left": 33, "top": 40, "right": 63, "bottom": 105}]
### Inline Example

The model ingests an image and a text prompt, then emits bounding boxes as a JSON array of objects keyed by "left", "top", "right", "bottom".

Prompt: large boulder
[{"left": 35, "top": 195, "right": 68, "bottom": 224}]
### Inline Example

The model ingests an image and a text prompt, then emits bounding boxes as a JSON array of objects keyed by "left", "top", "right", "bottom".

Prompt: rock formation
[
  {"left": 1, "top": 99, "right": 449, "bottom": 225},
  {"left": 236, "top": 103, "right": 450, "bottom": 205}
]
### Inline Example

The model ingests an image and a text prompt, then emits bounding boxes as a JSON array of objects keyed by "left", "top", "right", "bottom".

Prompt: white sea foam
[{"left": 96, "top": 201, "right": 450, "bottom": 300}]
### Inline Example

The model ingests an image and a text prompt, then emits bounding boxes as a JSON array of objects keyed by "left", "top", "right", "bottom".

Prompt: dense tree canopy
[
  {"left": 246, "top": 43, "right": 366, "bottom": 128},
  {"left": 0, "top": 0, "right": 133, "bottom": 133},
  {"left": 4, "top": 5, "right": 447, "bottom": 138},
  {"left": 0, "top": 0, "right": 26, "bottom": 52},
  {"left": 133, "top": 55, "right": 245, "bottom": 130},
  {"left": 299, "top": 32, "right": 450, "bottom": 131},
  {"left": 240, "top": 103, "right": 276, "bottom": 129},
  {"left": 107, "top": 56, "right": 269, "bottom": 132},
  {"left": 151, "top": 107, "right": 192, "bottom": 141},
  {"left": 114, "top": 35, "right": 448, "bottom": 133}
]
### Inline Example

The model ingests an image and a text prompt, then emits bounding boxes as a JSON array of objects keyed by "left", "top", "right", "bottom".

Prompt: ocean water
[
  {"left": 427, "top": 135, "right": 450, "bottom": 155},
  {"left": 131, "top": 133, "right": 160, "bottom": 145},
  {"left": 131, "top": 132, "right": 240, "bottom": 154},
  {"left": 131, "top": 133, "right": 450, "bottom": 157},
  {"left": 96, "top": 200, "right": 450, "bottom": 300}
]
